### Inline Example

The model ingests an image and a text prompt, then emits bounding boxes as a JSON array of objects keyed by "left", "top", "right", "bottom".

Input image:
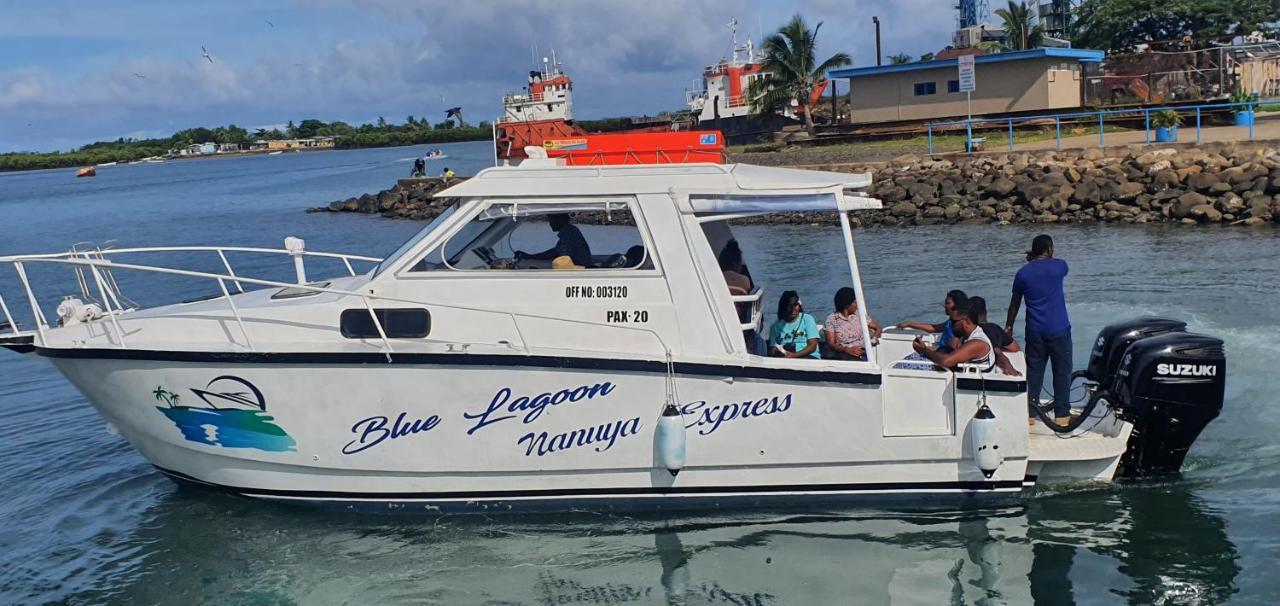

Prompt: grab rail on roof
[{"left": 0, "top": 255, "right": 672, "bottom": 362}]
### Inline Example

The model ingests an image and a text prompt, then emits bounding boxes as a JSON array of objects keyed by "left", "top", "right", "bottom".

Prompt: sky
[{"left": 0, "top": 0, "right": 957, "bottom": 152}]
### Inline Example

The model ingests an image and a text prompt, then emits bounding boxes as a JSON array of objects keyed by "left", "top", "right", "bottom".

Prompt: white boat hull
[{"left": 44, "top": 349, "right": 1127, "bottom": 511}]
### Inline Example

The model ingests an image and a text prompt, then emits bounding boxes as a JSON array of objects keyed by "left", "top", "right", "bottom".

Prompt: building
[
  {"left": 217, "top": 142, "right": 241, "bottom": 153},
  {"left": 180, "top": 142, "right": 218, "bottom": 156},
  {"left": 829, "top": 48, "right": 1105, "bottom": 124},
  {"left": 265, "top": 137, "right": 335, "bottom": 151}
]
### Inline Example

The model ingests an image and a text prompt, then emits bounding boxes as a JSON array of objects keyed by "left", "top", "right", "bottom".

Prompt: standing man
[{"left": 1006, "top": 234, "right": 1071, "bottom": 426}]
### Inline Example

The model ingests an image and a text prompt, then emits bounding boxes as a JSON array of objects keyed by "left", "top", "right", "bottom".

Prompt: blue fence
[{"left": 925, "top": 100, "right": 1277, "bottom": 155}]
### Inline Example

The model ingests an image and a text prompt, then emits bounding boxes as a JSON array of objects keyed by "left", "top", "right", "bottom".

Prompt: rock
[
  {"left": 1174, "top": 192, "right": 1209, "bottom": 218},
  {"left": 1107, "top": 181, "right": 1144, "bottom": 201},
  {"left": 1152, "top": 169, "right": 1180, "bottom": 189},
  {"left": 1189, "top": 204, "right": 1223, "bottom": 222},
  {"left": 891, "top": 154, "right": 921, "bottom": 169},
  {"left": 890, "top": 201, "right": 917, "bottom": 217},
  {"left": 1081, "top": 148, "right": 1105, "bottom": 161},
  {"left": 990, "top": 178, "right": 1016, "bottom": 196}
]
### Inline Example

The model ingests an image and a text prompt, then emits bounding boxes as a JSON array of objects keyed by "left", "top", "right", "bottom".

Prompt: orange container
[{"left": 542, "top": 131, "right": 726, "bottom": 165}]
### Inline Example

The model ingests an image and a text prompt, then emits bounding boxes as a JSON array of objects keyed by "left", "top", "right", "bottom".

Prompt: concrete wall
[{"left": 846, "top": 57, "right": 1083, "bottom": 123}]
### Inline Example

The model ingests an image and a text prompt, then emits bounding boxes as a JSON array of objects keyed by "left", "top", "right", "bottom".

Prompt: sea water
[{"left": 1, "top": 141, "right": 1278, "bottom": 604}]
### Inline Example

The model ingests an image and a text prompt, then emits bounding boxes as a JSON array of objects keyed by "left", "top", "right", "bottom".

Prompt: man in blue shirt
[{"left": 1005, "top": 234, "right": 1072, "bottom": 426}]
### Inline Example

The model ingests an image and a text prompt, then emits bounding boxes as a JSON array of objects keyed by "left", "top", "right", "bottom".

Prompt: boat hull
[{"left": 47, "top": 350, "right": 1053, "bottom": 511}]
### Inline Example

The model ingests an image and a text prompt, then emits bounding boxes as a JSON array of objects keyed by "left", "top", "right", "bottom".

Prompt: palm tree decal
[
  {"left": 152, "top": 386, "right": 179, "bottom": 407},
  {"left": 746, "top": 14, "right": 851, "bottom": 137}
]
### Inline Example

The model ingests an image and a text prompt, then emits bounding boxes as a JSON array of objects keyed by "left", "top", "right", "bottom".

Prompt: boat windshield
[{"left": 373, "top": 204, "right": 459, "bottom": 276}]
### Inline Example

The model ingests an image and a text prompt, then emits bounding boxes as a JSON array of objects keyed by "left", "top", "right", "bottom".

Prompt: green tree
[
  {"left": 296, "top": 119, "right": 325, "bottom": 138},
  {"left": 996, "top": 1, "right": 1044, "bottom": 50},
  {"left": 286, "top": 120, "right": 297, "bottom": 138},
  {"left": 746, "top": 14, "right": 852, "bottom": 136},
  {"left": 1074, "top": 0, "right": 1273, "bottom": 53},
  {"left": 888, "top": 53, "right": 912, "bottom": 65},
  {"left": 376, "top": 116, "right": 387, "bottom": 128},
  {"left": 920, "top": 52, "right": 935, "bottom": 62}
]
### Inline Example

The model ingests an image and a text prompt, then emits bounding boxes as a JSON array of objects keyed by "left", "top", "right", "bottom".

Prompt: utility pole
[{"left": 872, "top": 16, "right": 882, "bottom": 66}]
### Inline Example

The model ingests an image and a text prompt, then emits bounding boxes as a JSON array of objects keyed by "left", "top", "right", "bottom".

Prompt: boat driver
[
  {"left": 911, "top": 300, "right": 996, "bottom": 371},
  {"left": 516, "top": 213, "right": 593, "bottom": 268}
]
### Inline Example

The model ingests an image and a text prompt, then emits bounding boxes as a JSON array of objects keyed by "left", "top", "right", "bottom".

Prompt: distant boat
[
  {"left": 426, "top": 151, "right": 447, "bottom": 160},
  {"left": 268, "top": 151, "right": 283, "bottom": 156},
  {"left": 75, "top": 166, "right": 96, "bottom": 178},
  {"left": 96, "top": 162, "right": 117, "bottom": 168}
]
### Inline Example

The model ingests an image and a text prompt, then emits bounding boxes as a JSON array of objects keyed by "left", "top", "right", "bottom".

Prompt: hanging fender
[
  {"left": 656, "top": 404, "right": 687, "bottom": 476},
  {"left": 969, "top": 404, "right": 1003, "bottom": 479}
]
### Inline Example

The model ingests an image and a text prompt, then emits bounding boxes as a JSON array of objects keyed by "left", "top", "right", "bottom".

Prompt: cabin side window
[
  {"left": 404, "top": 198, "right": 656, "bottom": 272},
  {"left": 339, "top": 308, "right": 431, "bottom": 339}
]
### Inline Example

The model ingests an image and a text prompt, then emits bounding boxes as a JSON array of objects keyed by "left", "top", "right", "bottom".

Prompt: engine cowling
[
  {"left": 1111, "top": 332, "right": 1225, "bottom": 477},
  {"left": 1084, "top": 317, "right": 1186, "bottom": 383}
]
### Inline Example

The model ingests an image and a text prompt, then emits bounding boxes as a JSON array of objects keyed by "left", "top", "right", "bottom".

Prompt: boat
[
  {"left": 0, "top": 155, "right": 1226, "bottom": 512},
  {"left": 425, "top": 150, "right": 447, "bottom": 160},
  {"left": 96, "top": 161, "right": 117, "bottom": 168},
  {"left": 75, "top": 166, "right": 96, "bottom": 178},
  {"left": 683, "top": 19, "right": 826, "bottom": 144},
  {"left": 268, "top": 151, "right": 283, "bottom": 156}
]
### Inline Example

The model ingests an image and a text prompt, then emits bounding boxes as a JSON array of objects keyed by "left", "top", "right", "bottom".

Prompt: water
[{"left": 1, "top": 143, "right": 1278, "bottom": 604}]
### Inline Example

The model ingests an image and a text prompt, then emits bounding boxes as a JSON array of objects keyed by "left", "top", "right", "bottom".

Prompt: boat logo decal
[
  {"left": 153, "top": 376, "right": 296, "bottom": 452},
  {"left": 543, "top": 138, "right": 588, "bottom": 151},
  {"left": 699, "top": 133, "right": 718, "bottom": 146}
]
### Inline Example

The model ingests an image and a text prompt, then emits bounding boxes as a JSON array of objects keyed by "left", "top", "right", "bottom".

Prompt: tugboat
[{"left": 0, "top": 150, "right": 1225, "bottom": 511}]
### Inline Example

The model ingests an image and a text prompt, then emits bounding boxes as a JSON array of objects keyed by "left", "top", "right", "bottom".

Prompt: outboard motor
[
  {"left": 1083, "top": 318, "right": 1225, "bottom": 477},
  {"left": 1084, "top": 317, "right": 1187, "bottom": 383},
  {"left": 1111, "top": 332, "right": 1225, "bottom": 477}
]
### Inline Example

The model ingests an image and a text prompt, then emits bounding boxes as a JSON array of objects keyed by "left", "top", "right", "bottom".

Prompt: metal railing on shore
[{"left": 925, "top": 99, "right": 1278, "bottom": 155}]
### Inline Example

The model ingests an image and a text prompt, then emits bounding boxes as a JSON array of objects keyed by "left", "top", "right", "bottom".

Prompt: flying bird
[
  {"left": 266, "top": 20, "right": 274, "bottom": 28},
  {"left": 201, "top": 46, "right": 214, "bottom": 64},
  {"left": 133, "top": 73, "right": 147, "bottom": 79}
]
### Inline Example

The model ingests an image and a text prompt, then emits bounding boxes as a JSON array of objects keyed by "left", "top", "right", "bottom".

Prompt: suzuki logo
[{"left": 1156, "top": 363, "right": 1217, "bottom": 377}]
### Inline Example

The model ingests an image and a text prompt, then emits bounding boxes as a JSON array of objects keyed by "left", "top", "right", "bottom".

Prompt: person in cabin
[
  {"left": 896, "top": 289, "right": 968, "bottom": 352},
  {"left": 516, "top": 213, "right": 593, "bottom": 268},
  {"left": 719, "top": 242, "right": 752, "bottom": 295},
  {"left": 823, "top": 286, "right": 882, "bottom": 361},
  {"left": 968, "top": 296, "right": 1022, "bottom": 377},
  {"left": 624, "top": 245, "right": 647, "bottom": 268},
  {"left": 911, "top": 300, "right": 995, "bottom": 371},
  {"left": 1005, "top": 234, "right": 1072, "bottom": 426},
  {"left": 768, "top": 291, "right": 820, "bottom": 359},
  {"left": 718, "top": 240, "right": 753, "bottom": 291}
]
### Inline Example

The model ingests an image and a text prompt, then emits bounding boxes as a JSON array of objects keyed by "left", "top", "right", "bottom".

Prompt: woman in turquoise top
[{"left": 768, "top": 290, "right": 820, "bottom": 358}]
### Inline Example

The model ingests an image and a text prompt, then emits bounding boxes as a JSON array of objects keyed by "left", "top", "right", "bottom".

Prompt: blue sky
[{"left": 0, "top": 0, "right": 955, "bottom": 152}]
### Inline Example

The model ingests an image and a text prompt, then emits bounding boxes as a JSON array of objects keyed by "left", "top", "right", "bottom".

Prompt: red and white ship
[
  {"left": 494, "top": 50, "right": 723, "bottom": 165},
  {"left": 685, "top": 19, "right": 828, "bottom": 144}
]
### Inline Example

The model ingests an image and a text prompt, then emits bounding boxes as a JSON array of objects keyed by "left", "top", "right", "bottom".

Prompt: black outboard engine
[{"left": 1085, "top": 318, "right": 1226, "bottom": 478}]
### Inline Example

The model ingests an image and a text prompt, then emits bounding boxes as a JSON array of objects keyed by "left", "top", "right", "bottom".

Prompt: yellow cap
[{"left": 551, "top": 255, "right": 584, "bottom": 270}]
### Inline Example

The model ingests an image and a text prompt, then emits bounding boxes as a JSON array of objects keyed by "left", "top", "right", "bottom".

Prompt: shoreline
[{"left": 309, "top": 141, "right": 1279, "bottom": 228}]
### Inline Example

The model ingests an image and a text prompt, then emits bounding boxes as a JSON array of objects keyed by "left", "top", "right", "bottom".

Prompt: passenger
[
  {"left": 516, "top": 213, "right": 593, "bottom": 268},
  {"left": 411, "top": 157, "right": 426, "bottom": 177},
  {"left": 442, "top": 167, "right": 456, "bottom": 178},
  {"left": 896, "top": 289, "right": 968, "bottom": 351},
  {"left": 719, "top": 242, "right": 751, "bottom": 295},
  {"left": 625, "top": 245, "right": 646, "bottom": 268},
  {"left": 718, "top": 240, "right": 753, "bottom": 293},
  {"left": 911, "top": 299, "right": 995, "bottom": 371},
  {"left": 768, "top": 290, "right": 820, "bottom": 359},
  {"left": 824, "top": 286, "right": 882, "bottom": 361},
  {"left": 968, "top": 296, "right": 1023, "bottom": 377}
]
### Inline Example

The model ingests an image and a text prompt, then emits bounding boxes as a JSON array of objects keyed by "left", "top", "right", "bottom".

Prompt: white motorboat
[{"left": 0, "top": 160, "right": 1226, "bottom": 511}]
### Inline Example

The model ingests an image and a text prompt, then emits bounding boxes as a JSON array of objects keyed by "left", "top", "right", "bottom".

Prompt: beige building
[{"left": 830, "top": 49, "right": 1105, "bottom": 124}]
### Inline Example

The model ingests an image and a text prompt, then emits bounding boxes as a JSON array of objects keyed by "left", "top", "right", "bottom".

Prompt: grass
[{"left": 731, "top": 123, "right": 1137, "bottom": 158}]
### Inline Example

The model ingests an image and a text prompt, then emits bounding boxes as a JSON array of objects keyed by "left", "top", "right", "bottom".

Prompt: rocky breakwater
[
  {"left": 308, "top": 177, "right": 461, "bottom": 220},
  {"left": 836, "top": 144, "right": 1280, "bottom": 228},
  {"left": 311, "top": 145, "right": 1280, "bottom": 228}
]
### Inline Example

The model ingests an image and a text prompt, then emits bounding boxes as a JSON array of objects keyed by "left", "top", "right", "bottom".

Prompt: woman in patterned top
[{"left": 824, "top": 286, "right": 882, "bottom": 360}]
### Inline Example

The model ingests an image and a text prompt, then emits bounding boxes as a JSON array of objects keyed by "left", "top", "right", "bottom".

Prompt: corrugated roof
[{"left": 829, "top": 48, "right": 1106, "bottom": 79}]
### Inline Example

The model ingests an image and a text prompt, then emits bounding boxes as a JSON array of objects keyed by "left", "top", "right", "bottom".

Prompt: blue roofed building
[{"left": 828, "top": 48, "right": 1106, "bottom": 124}]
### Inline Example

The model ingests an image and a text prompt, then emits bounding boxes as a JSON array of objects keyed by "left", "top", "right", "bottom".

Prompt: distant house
[
  {"left": 264, "top": 137, "right": 334, "bottom": 151},
  {"left": 181, "top": 142, "right": 218, "bottom": 155},
  {"left": 217, "top": 142, "right": 241, "bottom": 153},
  {"left": 829, "top": 48, "right": 1106, "bottom": 124},
  {"left": 248, "top": 140, "right": 269, "bottom": 151}
]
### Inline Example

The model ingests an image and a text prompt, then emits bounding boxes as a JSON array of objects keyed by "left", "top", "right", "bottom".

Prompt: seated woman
[
  {"left": 768, "top": 290, "right": 820, "bottom": 359},
  {"left": 824, "top": 287, "right": 882, "bottom": 361}
]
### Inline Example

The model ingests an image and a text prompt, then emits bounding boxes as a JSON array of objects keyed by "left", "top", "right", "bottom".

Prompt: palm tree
[
  {"left": 888, "top": 53, "right": 912, "bottom": 65},
  {"left": 996, "top": 1, "right": 1044, "bottom": 50},
  {"left": 747, "top": 14, "right": 852, "bottom": 136}
]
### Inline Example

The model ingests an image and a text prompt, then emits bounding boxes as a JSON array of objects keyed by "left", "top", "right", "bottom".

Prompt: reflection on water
[{"left": 29, "top": 484, "right": 1233, "bottom": 605}]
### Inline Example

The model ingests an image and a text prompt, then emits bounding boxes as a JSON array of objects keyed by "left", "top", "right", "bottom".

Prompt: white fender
[
  {"left": 656, "top": 404, "right": 687, "bottom": 476},
  {"left": 969, "top": 405, "right": 1003, "bottom": 478}
]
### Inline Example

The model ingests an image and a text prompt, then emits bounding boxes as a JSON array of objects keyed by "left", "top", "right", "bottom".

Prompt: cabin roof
[{"left": 437, "top": 163, "right": 878, "bottom": 209}]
